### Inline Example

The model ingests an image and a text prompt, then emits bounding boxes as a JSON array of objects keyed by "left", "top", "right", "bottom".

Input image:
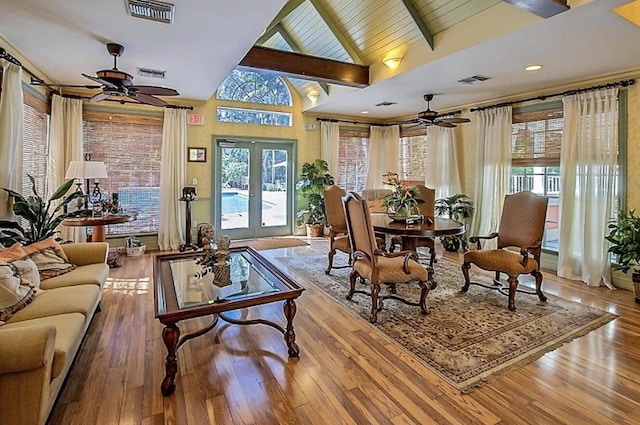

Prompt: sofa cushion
[
  {"left": 0, "top": 257, "right": 41, "bottom": 288},
  {"left": 40, "top": 263, "right": 109, "bottom": 290},
  {"left": 0, "top": 312, "right": 86, "bottom": 379},
  {"left": 7, "top": 285, "right": 100, "bottom": 323},
  {"left": 0, "top": 239, "right": 76, "bottom": 281},
  {"left": 21, "top": 238, "right": 71, "bottom": 261},
  {"left": 0, "top": 264, "right": 36, "bottom": 322}
]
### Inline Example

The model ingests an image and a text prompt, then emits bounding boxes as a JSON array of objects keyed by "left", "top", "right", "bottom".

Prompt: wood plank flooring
[{"left": 48, "top": 240, "right": 640, "bottom": 424}]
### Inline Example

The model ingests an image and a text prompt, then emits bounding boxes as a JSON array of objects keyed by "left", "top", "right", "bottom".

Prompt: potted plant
[
  {"left": 0, "top": 175, "right": 86, "bottom": 246},
  {"left": 606, "top": 209, "right": 640, "bottom": 303},
  {"left": 435, "top": 193, "right": 474, "bottom": 252},
  {"left": 381, "top": 172, "right": 424, "bottom": 218},
  {"left": 295, "top": 159, "right": 335, "bottom": 237}
]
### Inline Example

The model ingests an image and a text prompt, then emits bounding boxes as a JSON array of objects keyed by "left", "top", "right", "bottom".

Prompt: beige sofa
[{"left": 0, "top": 242, "right": 109, "bottom": 425}]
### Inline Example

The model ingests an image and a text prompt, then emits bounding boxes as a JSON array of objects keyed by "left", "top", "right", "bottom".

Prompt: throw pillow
[
  {"left": 21, "top": 238, "right": 75, "bottom": 280},
  {"left": 0, "top": 264, "right": 36, "bottom": 322},
  {"left": 0, "top": 257, "right": 41, "bottom": 288},
  {"left": 0, "top": 242, "right": 28, "bottom": 260}
]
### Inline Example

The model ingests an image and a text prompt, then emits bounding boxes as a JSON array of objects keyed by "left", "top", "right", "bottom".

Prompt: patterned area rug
[{"left": 276, "top": 253, "right": 617, "bottom": 392}]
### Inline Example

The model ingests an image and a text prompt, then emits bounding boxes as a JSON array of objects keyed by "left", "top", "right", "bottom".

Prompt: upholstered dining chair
[
  {"left": 389, "top": 184, "right": 437, "bottom": 267},
  {"left": 342, "top": 191, "right": 435, "bottom": 323},
  {"left": 461, "top": 191, "right": 549, "bottom": 311},
  {"left": 324, "top": 185, "right": 352, "bottom": 275}
]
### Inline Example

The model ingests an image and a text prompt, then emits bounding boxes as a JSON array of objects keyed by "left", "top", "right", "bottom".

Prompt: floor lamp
[{"left": 65, "top": 160, "right": 109, "bottom": 210}]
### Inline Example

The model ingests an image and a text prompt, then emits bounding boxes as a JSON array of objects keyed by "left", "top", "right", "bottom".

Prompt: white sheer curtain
[
  {"left": 557, "top": 88, "right": 619, "bottom": 287},
  {"left": 49, "top": 95, "right": 84, "bottom": 242},
  {"left": 158, "top": 108, "right": 187, "bottom": 251},
  {"left": 320, "top": 121, "right": 340, "bottom": 178},
  {"left": 0, "top": 60, "right": 23, "bottom": 219},
  {"left": 425, "top": 126, "right": 462, "bottom": 200},
  {"left": 366, "top": 125, "right": 399, "bottom": 189},
  {"left": 469, "top": 106, "right": 512, "bottom": 249}
]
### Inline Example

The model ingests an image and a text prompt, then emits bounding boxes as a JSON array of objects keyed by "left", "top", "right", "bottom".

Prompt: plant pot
[
  {"left": 306, "top": 223, "right": 323, "bottom": 238},
  {"left": 441, "top": 236, "right": 461, "bottom": 252},
  {"left": 633, "top": 271, "right": 640, "bottom": 304}
]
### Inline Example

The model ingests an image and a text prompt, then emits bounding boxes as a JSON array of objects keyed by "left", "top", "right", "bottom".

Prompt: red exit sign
[{"left": 188, "top": 113, "right": 204, "bottom": 125}]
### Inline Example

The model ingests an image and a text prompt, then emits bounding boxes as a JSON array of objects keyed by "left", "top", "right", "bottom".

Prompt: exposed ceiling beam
[
  {"left": 275, "top": 24, "right": 329, "bottom": 95},
  {"left": 262, "top": 0, "right": 306, "bottom": 38},
  {"left": 400, "top": 0, "right": 434, "bottom": 50},
  {"left": 239, "top": 46, "right": 369, "bottom": 88},
  {"left": 308, "top": 0, "right": 365, "bottom": 65},
  {"left": 503, "top": 0, "right": 569, "bottom": 18}
]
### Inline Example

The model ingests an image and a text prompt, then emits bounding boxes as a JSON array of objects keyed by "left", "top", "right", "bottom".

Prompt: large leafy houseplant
[
  {"left": 0, "top": 175, "right": 85, "bottom": 246},
  {"left": 381, "top": 172, "right": 424, "bottom": 216},
  {"left": 605, "top": 209, "right": 640, "bottom": 303},
  {"left": 435, "top": 193, "right": 474, "bottom": 252},
  {"left": 295, "top": 159, "right": 335, "bottom": 236}
]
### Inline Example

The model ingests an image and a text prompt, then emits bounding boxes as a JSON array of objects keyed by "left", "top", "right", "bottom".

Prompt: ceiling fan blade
[
  {"left": 438, "top": 117, "right": 471, "bottom": 124},
  {"left": 89, "top": 92, "right": 111, "bottom": 103},
  {"left": 82, "top": 73, "right": 118, "bottom": 89},
  {"left": 128, "top": 92, "right": 167, "bottom": 107},
  {"left": 130, "top": 85, "right": 179, "bottom": 96},
  {"left": 30, "top": 77, "right": 103, "bottom": 90},
  {"left": 417, "top": 119, "right": 435, "bottom": 126},
  {"left": 435, "top": 121, "right": 456, "bottom": 128}
]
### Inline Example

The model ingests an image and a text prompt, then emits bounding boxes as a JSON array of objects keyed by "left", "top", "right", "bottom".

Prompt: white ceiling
[{"left": 1, "top": 0, "right": 640, "bottom": 119}]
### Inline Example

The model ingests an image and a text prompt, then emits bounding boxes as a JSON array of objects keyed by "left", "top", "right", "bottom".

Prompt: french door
[{"left": 214, "top": 139, "right": 294, "bottom": 240}]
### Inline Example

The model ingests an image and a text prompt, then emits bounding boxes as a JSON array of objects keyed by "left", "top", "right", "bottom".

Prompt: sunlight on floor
[{"left": 104, "top": 276, "right": 150, "bottom": 295}]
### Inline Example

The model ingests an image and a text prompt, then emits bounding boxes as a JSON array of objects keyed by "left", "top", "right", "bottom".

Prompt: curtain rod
[
  {"left": 0, "top": 47, "right": 42, "bottom": 81},
  {"left": 470, "top": 79, "right": 635, "bottom": 112}
]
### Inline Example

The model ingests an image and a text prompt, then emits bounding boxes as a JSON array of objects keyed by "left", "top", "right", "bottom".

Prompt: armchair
[
  {"left": 461, "top": 191, "right": 549, "bottom": 311},
  {"left": 342, "top": 192, "right": 435, "bottom": 323}
]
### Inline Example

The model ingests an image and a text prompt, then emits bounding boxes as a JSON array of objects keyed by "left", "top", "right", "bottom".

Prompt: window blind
[
  {"left": 83, "top": 111, "right": 163, "bottom": 236},
  {"left": 22, "top": 91, "right": 49, "bottom": 196},
  {"left": 337, "top": 128, "right": 369, "bottom": 192},
  {"left": 399, "top": 131, "right": 428, "bottom": 181},
  {"left": 511, "top": 107, "right": 563, "bottom": 166}
]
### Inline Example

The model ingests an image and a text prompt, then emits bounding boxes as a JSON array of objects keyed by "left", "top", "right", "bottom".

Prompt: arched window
[{"left": 217, "top": 69, "right": 292, "bottom": 106}]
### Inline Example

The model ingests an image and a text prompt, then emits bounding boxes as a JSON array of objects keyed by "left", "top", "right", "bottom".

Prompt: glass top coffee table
[{"left": 154, "top": 246, "right": 305, "bottom": 396}]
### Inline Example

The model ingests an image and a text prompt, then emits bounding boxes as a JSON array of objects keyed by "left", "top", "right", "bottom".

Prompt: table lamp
[{"left": 65, "top": 159, "right": 108, "bottom": 209}]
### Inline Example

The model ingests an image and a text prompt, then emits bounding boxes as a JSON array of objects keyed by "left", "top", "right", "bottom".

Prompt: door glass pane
[
  {"left": 220, "top": 147, "right": 250, "bottom": 230},
  {"left": 261, "top": 149, "right": 288, "bottom": 227}
]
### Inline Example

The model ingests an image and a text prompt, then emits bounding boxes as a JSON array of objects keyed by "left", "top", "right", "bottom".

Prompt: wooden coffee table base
[{"left": 160, "top": 299, "right": 299, "bottom": 396}]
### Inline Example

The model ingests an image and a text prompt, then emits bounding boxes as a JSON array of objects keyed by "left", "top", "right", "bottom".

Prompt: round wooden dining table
[
  {"left": 369, "top": 213, "right": 465, "bottom": 252},
  {"left": 62, "top": 212, "right": 138, "bottom": 242}
]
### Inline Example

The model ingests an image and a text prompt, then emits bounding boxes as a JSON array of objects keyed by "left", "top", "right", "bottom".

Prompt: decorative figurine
[{"left": 197, "top": 223, "right": 215, "bottom": 248}]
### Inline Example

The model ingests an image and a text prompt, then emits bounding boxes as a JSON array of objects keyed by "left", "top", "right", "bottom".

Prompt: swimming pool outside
[{"left": 221, "top": 190, "right": 287, "bottom": 229}]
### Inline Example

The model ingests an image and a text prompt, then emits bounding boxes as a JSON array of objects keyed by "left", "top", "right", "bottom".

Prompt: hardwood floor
[{"left": 48, "top": 240, "right": 640, "bottom": 424}]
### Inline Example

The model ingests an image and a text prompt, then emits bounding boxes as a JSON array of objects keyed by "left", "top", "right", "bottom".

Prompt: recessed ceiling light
[
  {"left": 525, "top": 64, "right": 543, "bottom": 71},
  {"left": 361, "top": 110, "right": 370, "bottom": 114}
]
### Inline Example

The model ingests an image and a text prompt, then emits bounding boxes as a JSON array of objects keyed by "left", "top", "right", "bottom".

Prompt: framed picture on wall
[{"left": 188, "top": 147, "right": 207, "bottom": 162}]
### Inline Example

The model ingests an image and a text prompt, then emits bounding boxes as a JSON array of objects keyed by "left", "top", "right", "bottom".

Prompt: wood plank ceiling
[{"left": 254, "top": 0, "right": 502, "bottom": 98}]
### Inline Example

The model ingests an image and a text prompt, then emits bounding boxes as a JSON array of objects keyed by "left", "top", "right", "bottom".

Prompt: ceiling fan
[
  {"left": 413, "top": 94, "right": 470, "bottom": 128},
  {"left": 32, "top": 43, "right": 179, "bottom": 107}
]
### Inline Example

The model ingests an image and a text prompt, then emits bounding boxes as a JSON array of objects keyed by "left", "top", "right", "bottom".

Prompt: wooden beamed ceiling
[{"left": 239, "top": 46, "right": 369, "bottom": 88}]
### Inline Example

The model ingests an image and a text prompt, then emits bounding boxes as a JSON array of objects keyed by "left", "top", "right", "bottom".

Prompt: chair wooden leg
[
  {"left": 429, "top": 246, "right": 436, "bottom": 268},
  {"left": 325, "top": 248, "right": 335, "bottom": 275},
  {"left": 418, "top": 280, "right": 429, "bottom": 315},
  {"left": 532, "top": 270, "right": 547, "bottom": 302},
  {"left": 370, "top": 283, "right": 380, "bottom": 323},
  {"left": 347, "top": 269, "right": 357, "bottom": 300},
  {"left": 461, "top": 262, "right": 471, "bottom": 292},
  {"left": 507, "top": 276, "right": 518, "bottom": 311}
]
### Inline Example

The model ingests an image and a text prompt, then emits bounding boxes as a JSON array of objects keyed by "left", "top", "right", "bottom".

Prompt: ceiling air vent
[
  {"left": 125, "top": 0, "right": 175, "bottom": 24},
  {"left": 137, "top": 67, "right": 166, "bottom": 78},
  {"left": 375, "top": 101, "right": 397, "bottom": 107},
  {"left": 457, "top": 75, "right": 491, "bottom": 85}
]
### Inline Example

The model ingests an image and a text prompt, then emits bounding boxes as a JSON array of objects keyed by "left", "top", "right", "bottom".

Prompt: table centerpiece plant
[{"left": 381, "top": 172, "right": 424, "bottom": 219}]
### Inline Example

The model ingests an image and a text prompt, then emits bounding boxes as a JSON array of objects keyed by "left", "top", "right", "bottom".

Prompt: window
[
  {"left": 22, "top": 90, "right": 50, "bottom": 196},
  {"left": 83, "top": 111, "right": 163, "bottom": 236},
  {"left": 217, "top": 69, "right": 292, "bottom": 106},
  {"left": 510, "top": 104, "right": 563, "bottom": 250},
  {"left": 398, "top": 129, "right": 428, "bottom": 181},
  {"left": 216, "top": 106, "right": 292, "bottom": 127},
  {"left": 336, "top": 128, "right": 369, "bottom": 193},
  {"left": 216, "top": 69, "right": 293, "bottom": 127}
]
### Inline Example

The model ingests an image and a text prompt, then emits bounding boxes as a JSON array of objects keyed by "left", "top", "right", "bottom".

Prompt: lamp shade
[{"left": 65, "top": 161, "right": 108, "bottom": 180}]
